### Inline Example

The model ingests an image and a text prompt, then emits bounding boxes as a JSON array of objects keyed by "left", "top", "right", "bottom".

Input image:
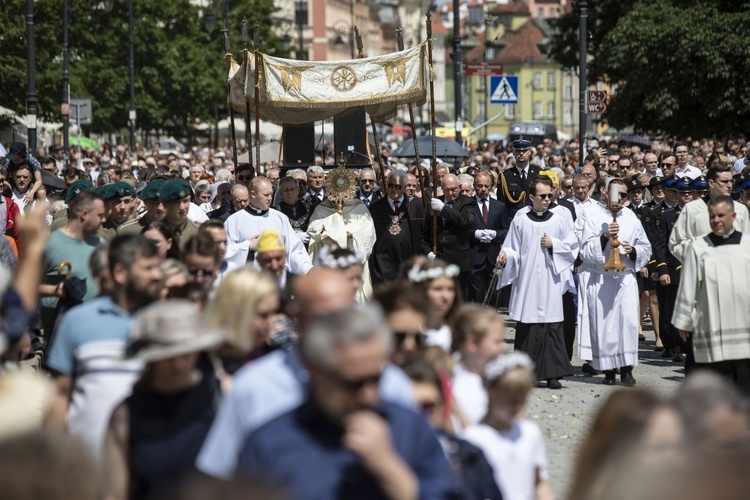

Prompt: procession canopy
[{"left": 228, "top": 43, "right": 428, "bottom": 125}]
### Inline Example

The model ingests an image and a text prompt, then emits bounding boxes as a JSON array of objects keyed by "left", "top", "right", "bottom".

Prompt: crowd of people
[{"left": 0, "top": 132, "right": 749, "bottom": 499}]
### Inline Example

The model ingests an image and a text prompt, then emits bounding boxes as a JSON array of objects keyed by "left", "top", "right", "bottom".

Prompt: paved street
[{"left": 503, "top": 316, "right": 684, "bottom": 499}]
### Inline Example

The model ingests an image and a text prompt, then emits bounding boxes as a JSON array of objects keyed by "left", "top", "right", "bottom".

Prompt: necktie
[
  {"left": 481, "top": 199, "right": 489, "bottom": 224},
  {"left": 520, "top": 169, "right": 526, "bottom": 182},
  {"left": 364, "top": 198, "right": 370, "bottom": 207},
  {"left": 393, "top": 200, "right": 399, "bottom": 212}
]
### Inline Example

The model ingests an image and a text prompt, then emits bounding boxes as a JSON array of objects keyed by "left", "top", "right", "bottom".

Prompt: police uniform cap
[
  {"left": 512, "top": 137, "right": 532, "bottom": 151},
  {"left": 140, "top": 179, "right": 166, "bottom": 201},
  {"left": 159, "top": 179, "right": 192, "bottom": 202},
  {"left": 662, "top": 175, "right": 677, "bottom": 190},
  {"left": 648, "top": 176, "right": 665, "bottom": 188},
  {"left": 674, "top": 178, "right": 692, "bottom": 191},
  {"left": 626, "top": 178, "right": 644, "bottom": 192},
  {"left": 64, "top": 179, "right": 93, "bottom": 204},
  {"left": 690, "top": 176, "right": 708, "bottom": 190},
  {"left": 101, "top": 181, "right": 136, "bottom": 201}
]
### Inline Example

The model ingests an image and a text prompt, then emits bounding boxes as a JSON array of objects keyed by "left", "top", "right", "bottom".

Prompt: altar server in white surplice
[
  {"left": 224, "top": 177, "right": 313, "bottom": 275},
  {"left": 579, "top": 178, "right": 651, "bottom": 387},
  {"left": 498, "top": 177, "right": 578, "bottom": 389}
]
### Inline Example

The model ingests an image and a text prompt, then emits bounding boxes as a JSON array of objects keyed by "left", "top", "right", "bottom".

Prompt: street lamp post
[
  {"left": 26, "top": 0, "right": 38, "bottom": 153},
  {"left": 295, "top": 1, "right": 308, "bottom": 60},
  {"left": 578, "top": 0, "right": 587, "bottom": 167},
  {"left": 452, "top": 0, "right": 462, "bottom": 144},
  {"left": 62, "top": 0, "right": 70, "bottom": 168},
  {"left": 128, "top": 0, "right": 137, "bottom": 154}
]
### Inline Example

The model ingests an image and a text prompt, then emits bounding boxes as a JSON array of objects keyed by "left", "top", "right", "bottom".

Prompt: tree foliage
[
  {"left": 0, "top": 0, "right": 289, "bottom": 139},
  {"left": 546, "top": 0, "right": 750, "bottom": 137}
]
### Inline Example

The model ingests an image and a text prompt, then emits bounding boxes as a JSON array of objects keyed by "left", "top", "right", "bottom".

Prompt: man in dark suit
[
  {"left": 468, "top": 171, "right": 509, "bottom": 303},
  {"left": 497, "top": 138, "right": 540, "bottom": 218},
  {"left": 369, "top": 170, "right": 426, "bottom": 284},
  {"left": 424, "top": 173, "right": 477, "bottom": 299},
  {"left": 355, "top": 168, "right": 382, "bottom": 208}
]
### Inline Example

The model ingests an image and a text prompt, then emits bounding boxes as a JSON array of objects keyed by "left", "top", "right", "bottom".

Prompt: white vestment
[
  {"left": 224, "top": 208, "right": 313, "bottom": 275},
  {"left": 575, "top": 201, "right": 599, "bottom": 360},
  {"left": 668, "top": 198, "right": 750, "bottom": 263},
  {"left": 307, "top": 199, "right": 377, "bottom": 303},
  {"left": 672, "top": 234, "right": 750, "bottom": 363},
  {"left": 500, "top": 211, "right": 578, "bottom": 323},
  {"left": 579, "top": 203, "right": 651, "bottom": 370}
]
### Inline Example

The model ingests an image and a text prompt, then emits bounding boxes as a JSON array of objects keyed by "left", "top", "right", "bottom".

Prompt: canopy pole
[
  {"left": 223, "top": 29, "right": 239, "bottom": 169},
  {"left": 253, "top": 23, "right": 262, "bottom": 173},
  {"left": 427, "top": 13, "right": 438, "bottom": 254},
  {"left": 242, "top": 19, "right": 253, "bottom": 171},
  {"left": 397, "top": 28, "right": 427, "bottom": 210}
]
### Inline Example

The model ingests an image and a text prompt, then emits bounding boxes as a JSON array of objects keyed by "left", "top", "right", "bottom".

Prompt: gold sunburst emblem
[
  {"left": 330, "top": 65, "right": 358, "bottom": 92},
  {"left": 327, "top": 153, "right": 358, "bottom": 214}
]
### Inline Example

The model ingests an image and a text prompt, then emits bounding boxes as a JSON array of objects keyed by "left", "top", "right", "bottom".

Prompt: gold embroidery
[{"left": 268, "top": 63, "right": 314, "bottom": 93}]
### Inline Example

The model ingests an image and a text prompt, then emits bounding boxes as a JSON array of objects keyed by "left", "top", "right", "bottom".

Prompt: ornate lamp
[
  {"left": 603, "top": 182, "right": 627, "bottom": 272},
  {"left": 326, "top": 153, "right": 358, "bottom": 215}
]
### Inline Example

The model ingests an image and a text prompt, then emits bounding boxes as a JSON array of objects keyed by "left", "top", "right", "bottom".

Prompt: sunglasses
[
  {"left": 361, "top": 179, "right": 376, "bottom": 184},
  {"left": 331, "top": 371, "right": 383, "bottom": 391},
  {"left": 394, "top": 331, "right": 426, "bottom": 346},
  {"left": 534, "top": 193, "right": 554, "bottom": 199},
  {"left": 188, "top": 266, "right": 216, "bottom": 278},
  {"left": 237, "top": 175, "right": 252, "bottom": 181}
]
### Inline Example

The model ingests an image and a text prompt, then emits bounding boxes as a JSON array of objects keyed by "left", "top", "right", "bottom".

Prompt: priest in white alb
[
  {"left": 672, "top": 196, "right": 750, "bottom": 393},
  {"left": 224, "top": 177, "right": 313, "bottom": 275},
  {"left": 497, "top": 177, "right": 578, "bottom": 389},
  {"left": 579, "top": 178, "right": 651, "bottom": 386}
]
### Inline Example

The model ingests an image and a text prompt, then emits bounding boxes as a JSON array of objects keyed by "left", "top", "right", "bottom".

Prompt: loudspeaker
[
  {"left": 283, "top": 123, "right": 315, "bottom": 167},
  {"left": 334, "top": 108, "right": 370, "bottom": 167}
]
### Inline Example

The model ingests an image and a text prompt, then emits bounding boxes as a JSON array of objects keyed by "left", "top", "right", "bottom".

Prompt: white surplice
[
  {"left": 575, "top": 201, "right": 599, "bottom": 360},
  {"left": 224, "top": 208, "right": 313, "bottom": 275},
  {"left": 579, "top": 203, "right": 652, "bottom": 370},
  {"left": 500, "top": 211, "right": 578, "bottom": 324}
]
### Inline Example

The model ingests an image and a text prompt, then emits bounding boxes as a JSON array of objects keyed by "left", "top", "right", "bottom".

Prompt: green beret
[
  {"left": 140, "top": 178, "right": 166, "bottom": 201},
  {"left": 159, "top": 179, "right": 192, "bottom": 202},
  {"left": 101, "top": 181, "right": 137, "bottom": 201},
  {"left": 65, "top": 179, "right": 93, "bottom": 204}
]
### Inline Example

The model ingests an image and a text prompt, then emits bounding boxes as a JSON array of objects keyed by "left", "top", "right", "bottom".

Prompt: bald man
[
  {"left": 425, "top": 173, "right": 478, "bottom": 297},
  {"left": 197, "top": 268, "right": 416, "bottom": 479}
]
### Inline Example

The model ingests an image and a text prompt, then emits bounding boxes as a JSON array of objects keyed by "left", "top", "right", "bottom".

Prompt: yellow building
[{"left": 463, "top": 1, "right": 564, "bottom": 141}]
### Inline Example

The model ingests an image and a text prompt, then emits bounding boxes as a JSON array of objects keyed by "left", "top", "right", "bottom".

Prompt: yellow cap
[
  {"left": 538, "top": 170, "right": 560, "bottom": 187},
  {"left": 257, "top": 230, "right": 286, "bottom": 253}
]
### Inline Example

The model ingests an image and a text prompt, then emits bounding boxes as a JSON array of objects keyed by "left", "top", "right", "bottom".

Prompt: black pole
[
  {"left": 128, "top": 0, "right": 137, "bottom": 155},
  {"left": 223, "top": 0, "right": 229, "bottom": 31},
  {"left": 578, "top": 0, "right": 587, "bottom": 168},
  {"left": 452, "top": 0, "right": 462, "bottom": 144},
  {"left": 26, "top": 0, "right": 38, "bottom": 154},
  {"left": 350, "top": 0, "right": 355, "bottom": 59},
  {"left": 62, "top": 0, "right": 70, "bottom": 168}
]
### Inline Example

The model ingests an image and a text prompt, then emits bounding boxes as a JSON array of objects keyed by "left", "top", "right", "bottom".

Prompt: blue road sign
[{"left": 489, "top": 75, "right": 519, "bottom": 104}]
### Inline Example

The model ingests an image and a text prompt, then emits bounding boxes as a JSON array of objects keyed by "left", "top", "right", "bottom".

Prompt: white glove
[
  {"left": 474, "top": 230, "right": 485, "bottom": 240},
  {"left": 485, "top": 230, "right": 496, "bottom": 240},
  {"left": 430, "top": 198, "right": 445, "bottom": 212},
  {"left": 298, "top": 231, "right": 311, "bottom": 244},
  {"left": 479, "top": 234, "right": 493, "bottom": 244},
  {"left": 427, "top": 252, "right": 436, "bottom": 260}
]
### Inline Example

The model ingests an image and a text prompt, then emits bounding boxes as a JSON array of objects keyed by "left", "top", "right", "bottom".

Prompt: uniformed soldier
[
  {"left": 690, "top": 175, "right": 708, "bottom": 200},
  {"left": 97, "top": 181, "right": 140, "bottom": 242},
  {"left": 137, "top": 178, "right": 167, "bottom": 229},
  {"left": 51, "top": 179, "right": 93, "bottom": 231},
  {"left": 496, "top": 137, "right": 540, "bottom": 218},
  {"left": 160, "top": 178, "right": 200, "bottom": 251}
]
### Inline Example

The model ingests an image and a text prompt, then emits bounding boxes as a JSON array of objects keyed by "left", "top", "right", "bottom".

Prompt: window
[
  {"left": 505, "top": 104, "right": 515, "bottom": 119},
  {"left": 478, "top": 102, "right": 486, "bottom": 122},
  {"left": 563, "top": 107, "right": 574, "bottom": 126},
  {"left": 477, "top": 77, "right": 486, "bottom": 91},
  {"left": 549, "top": 8, "right": 556, "bottom": 18},
  {"left": 564, "top": 83, "right": 573, "bottom": 100},
  {"left": 533, "top": 101, "right": 542, "bottom": 119},
  {"left": 547, "top": 101, "right": 556, "bottom": 119},
  {"left": 533, "top": 72, "right": 542, "bottom": 90},
  {"left": 547, "top": 71, "right": 556, "bottom": 90}
]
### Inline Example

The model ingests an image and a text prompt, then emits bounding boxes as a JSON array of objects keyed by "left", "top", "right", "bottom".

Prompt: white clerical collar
[
  {"left": 533, "top": 209, "right": 547, "bottom": 216},
  {"left": 723, "top": 230, "right": 736, "bottom": 240}
]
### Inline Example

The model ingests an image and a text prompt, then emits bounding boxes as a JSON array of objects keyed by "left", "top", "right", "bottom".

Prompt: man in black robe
[{"left": 369, "top": 170, "right": 426, "bottom": 284}]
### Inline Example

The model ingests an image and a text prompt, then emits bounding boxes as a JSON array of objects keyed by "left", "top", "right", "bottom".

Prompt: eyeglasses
[
  {"left": 534, "top": 193, "right": 554, "bottom": 199},
  {"left": 237, "top": 175, "right": 252, "bottom": 181},
  {"left": 394, "top": 331, "right": 426, "bottom": 346},
  {"left": 387, "top": 183, "right": 402, "bottom": 189},
  {"left": 188, "top": 266, "right": 216, "bottom": 278},
  {"left": 361, "top": 179, "right": 376, "bottom": 184},
  {"left": 563, "top": 184, "right": 573, "bottom": 189},
  {"left": 330, "top": 371, "right": 383, "bottom": 391},
  {"left": 662, "top": 163, "right": 676, "bottom": 167}
]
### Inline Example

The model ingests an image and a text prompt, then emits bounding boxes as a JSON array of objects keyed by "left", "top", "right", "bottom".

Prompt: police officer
[{"left": 496, "top": 137, "right": 539, "bottom": 218}]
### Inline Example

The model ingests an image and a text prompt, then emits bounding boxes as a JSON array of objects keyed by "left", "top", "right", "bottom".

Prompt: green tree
[
  {"left": 0, "top": 0, "right": 289, "bottom": 141},
  {"left": 546, "top": 0, "right": 750, "bottom": 137}
]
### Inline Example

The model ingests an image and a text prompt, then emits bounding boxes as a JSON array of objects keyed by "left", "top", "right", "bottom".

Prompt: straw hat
[{"left": 125, "top": 299, "right": 226, "bottom": 363}]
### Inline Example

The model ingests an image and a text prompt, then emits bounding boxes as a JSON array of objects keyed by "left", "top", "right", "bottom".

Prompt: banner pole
[
  {"left": 242, "top": 19, "right": 253, "bottom": 171},
  {"left": 427, "top": 13, "right": 438, "bottom": 254},
  {"left": 223, "top": 29, "right": 239, "bottom": 169},
  {"left": 253, "top": 23, "right": 262, "bottom": 174}
]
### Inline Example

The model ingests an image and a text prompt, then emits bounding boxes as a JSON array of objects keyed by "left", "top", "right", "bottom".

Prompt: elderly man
[
  {"left": 197, "top": 268, "right": 415, "bottom": 479},
  {"left": 425, "top": 173, "right": 477, "bottom": 298},
  {"left": 216, "top": 184, "right": 250, "bottom": 222},
  {"left": 356, "top": 168, "right": 382, "bottom": 207},
  {"left": 301, "top": 165, "right": 326, "bottom": 209},
  {"left": 405, "top": 173, "right": 419, "bottom": 201},
  {"left": 369, "top": 170, "right": 427, "bottom": 285},
  {"left": 254, "top": 229, "right": 295, "bottom": 298},
  {"left": 236, "top": 306, "right": 455, "bottom": 499},
  {"left": 275, "top": 176, "right": 311, "bottom": 239},
  {"left": 673, "top": 196, "right": 750, "bottom": 393},
  {"left": 224, "top": 177, "right": 312, "bottom": 275},
  {"left": 457, "top": 173, "right": 475, "bottom": 198}
]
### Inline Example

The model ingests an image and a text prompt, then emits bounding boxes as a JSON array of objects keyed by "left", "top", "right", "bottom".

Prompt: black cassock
[{"left": 369, "top": 196, "right": 427, "bottom": 285}]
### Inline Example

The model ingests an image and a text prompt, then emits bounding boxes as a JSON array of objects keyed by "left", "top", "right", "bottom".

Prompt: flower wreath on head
[
  {"left": 407, "top": 263, "right": 461, "bottom": 284},
  {"left": 316, "top": 245, "right": 366, "bottom": 270},
  {"left": 483, "top": 352, "right": 535, "bottom": 385}
]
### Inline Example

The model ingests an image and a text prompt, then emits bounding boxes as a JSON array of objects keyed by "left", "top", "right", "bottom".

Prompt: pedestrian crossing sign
[{"left": 490, "top": 75, "right": 519, "bottom": 104}]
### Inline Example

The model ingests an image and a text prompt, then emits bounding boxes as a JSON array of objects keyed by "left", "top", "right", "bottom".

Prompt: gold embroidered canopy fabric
[{"left": 228, "top": 43, "right": 427, "bottom": 125}]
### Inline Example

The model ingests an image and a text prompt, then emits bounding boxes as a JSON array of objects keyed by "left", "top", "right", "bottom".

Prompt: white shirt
[
  {"left": 424, "top": 323, "right": 451, "bottom": 352},
  {"left": 733, "top": 157, "right": 749, "bottom": 174},
  {"left": 674, "top": 163, "right": 701, "bottom": 180},
  {"left": 451, "top": 363, "right": 487, "bottom": 426},
  {"left": 187, "top": 202, "right": 209, "bottom": 223}
]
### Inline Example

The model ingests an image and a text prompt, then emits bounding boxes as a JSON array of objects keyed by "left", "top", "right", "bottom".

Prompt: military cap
[
  {"left": 101, "top": 181, "right": 136, "bottom": 201},
  {"left": 159, "top": 179, "right": 192, "bottom": 202},
  {"left": 512, "top": 137, "right": 532, "bottom": 150},
  {"left": 690, "top": 176, "right": 708, "bottom": 191},
  {"left": 674, "top": 178, "right": 692, "bottom": 191},
  {"left": 626, "top": 178, "right": 644, "bottom": 192},
  {"left": 140, "top": 178, "right": 166, "bottom": 201},
  {"left": 65, "top": 179, "right": 93, "bottom": 204},
  {"left": 662, "top": 176, "right": 677, "bottom": 190},
  {"left": 648, "top": 176, "right": 665, "bottom": 188}
]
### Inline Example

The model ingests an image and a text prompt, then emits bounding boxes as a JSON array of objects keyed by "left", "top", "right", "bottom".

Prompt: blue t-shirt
[{"left": 236, "top": 400, "right": 457, "bottom": 499}]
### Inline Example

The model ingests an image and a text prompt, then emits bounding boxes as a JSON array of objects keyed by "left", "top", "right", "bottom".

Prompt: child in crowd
[
  {"left": 451, "top": 304, "right": 507, "bottom": 428},
  {"left": 461, "top": 352, "right": 555, "bottom": 500}
]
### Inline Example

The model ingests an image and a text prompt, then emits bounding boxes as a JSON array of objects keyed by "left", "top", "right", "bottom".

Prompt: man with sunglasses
[
  {"left": 369, "top": 170, "right": 426, "bottom": 285},
  {"left": 497, "top": 177, "right": 578, "bottom": 389},
  {"left": 356, "top": 168, "right": 382, "bottom": 207}
]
